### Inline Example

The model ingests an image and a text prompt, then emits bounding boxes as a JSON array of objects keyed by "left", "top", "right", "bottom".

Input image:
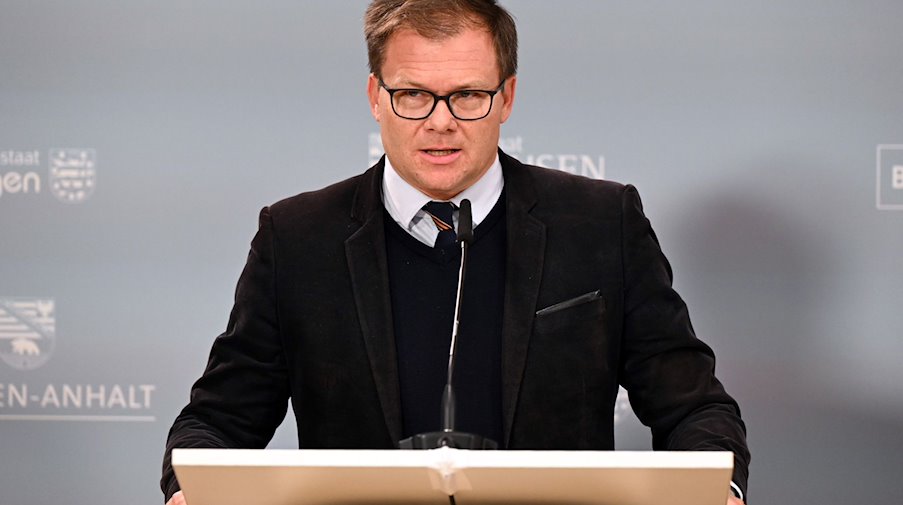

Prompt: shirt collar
[{"left": 382, "top": 154, "right": 504, "bottom": 229}]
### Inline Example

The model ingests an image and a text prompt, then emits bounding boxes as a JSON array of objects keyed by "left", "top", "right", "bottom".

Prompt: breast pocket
[
  {"left": 531, "top": 289, "right": 607, "bottom": 363},
  {"left": 534, "top": 290, "right": 606, "bottom": 336}
]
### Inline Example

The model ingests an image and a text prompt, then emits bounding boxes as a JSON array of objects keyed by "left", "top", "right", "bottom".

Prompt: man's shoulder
[
  {"left": 266, "top": 164, "right": 380, "bottom": 226},
  {"left": 524, "top": 162, "right": 624, "bottom": 191},
  {"left": 502, "top": 152, "right": 630, "bottom": 211}
]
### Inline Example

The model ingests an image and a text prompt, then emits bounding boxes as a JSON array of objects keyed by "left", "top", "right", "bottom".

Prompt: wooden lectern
[{"left": 173, "top": 447, "right": 733, "bottom": 505}]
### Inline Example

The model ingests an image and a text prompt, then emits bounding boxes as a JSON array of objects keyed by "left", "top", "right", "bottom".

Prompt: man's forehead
[{"left": 381, "top": 28, "right": 500, "bottom": 87}]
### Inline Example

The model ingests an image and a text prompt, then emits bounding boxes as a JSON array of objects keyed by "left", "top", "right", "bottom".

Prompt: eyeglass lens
[{"left": 393, "top": 90, "right": 493, "bottom": 120}]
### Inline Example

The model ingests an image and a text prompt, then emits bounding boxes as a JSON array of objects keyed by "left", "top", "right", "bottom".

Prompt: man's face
[{"left": 367, "top": 27, "right": 516, "bottom": 201}]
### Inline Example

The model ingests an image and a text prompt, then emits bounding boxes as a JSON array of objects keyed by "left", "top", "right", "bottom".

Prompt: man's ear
[
  {"left": 367, "top": 73, "right": 381, "bottom": 122},
  {"left": 499, "top": 75, "right": 517, "bottom": 124}
]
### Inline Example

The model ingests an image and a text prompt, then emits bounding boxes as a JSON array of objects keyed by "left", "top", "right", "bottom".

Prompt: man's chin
[{"left": 415, "top": 179, "right": 469, "bottom": 201}]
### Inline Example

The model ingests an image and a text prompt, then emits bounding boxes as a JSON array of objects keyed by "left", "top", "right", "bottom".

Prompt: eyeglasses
[{"left": 378, "top": 79, "right": 507, "bottom": 121}]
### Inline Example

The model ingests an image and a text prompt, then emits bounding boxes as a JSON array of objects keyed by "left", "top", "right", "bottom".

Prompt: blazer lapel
[
  {"left": 499, "top": 152, "right": 546, "bottom": 447},
  {"left": 344, "top": 160, "right": 403, "bottom": 445}
]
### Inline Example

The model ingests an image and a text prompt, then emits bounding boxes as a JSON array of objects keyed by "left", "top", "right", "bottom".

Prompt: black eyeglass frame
[{"left": 378, "top": 78, "right": 508, "bottom": 121}]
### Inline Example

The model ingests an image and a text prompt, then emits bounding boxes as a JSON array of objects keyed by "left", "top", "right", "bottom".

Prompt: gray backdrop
[{"left": 1, "top": 1, "right": 901, "bottom": 504}]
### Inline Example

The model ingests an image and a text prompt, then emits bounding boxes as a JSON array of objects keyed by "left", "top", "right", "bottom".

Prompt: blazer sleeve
[
  {"left": 616, "top": 185, "right": 750, "bottom": 495},
  {"left": 160, "top": 207, "right": 291, "bottom": 502}
]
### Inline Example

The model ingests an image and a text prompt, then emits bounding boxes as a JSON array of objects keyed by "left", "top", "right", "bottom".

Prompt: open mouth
[{"left": 422, "top": 149, "right": 460, "bottom": 156}]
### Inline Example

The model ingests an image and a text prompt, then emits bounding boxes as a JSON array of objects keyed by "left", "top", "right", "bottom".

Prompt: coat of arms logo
[
  {"left": 0, "top": 298, "right": 56, "bottom": 370},
  {"left": 49, "top": 148, "right": 96, "bottom": 203}
]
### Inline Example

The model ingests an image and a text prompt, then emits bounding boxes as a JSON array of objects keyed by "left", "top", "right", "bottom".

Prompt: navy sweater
[{"left": 385, "top": 195, "right": 506, "bottom": 444}]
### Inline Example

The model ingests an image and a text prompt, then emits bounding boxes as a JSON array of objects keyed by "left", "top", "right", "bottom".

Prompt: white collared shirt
[{"left": 382, "top": 154, "right": 504, "bottom": 247}]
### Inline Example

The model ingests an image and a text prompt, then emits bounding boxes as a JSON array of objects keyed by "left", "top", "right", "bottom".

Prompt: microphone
[
  {"left": 457, "top": 199, "right": 474, "bottom": 244},
  {"left": 399, "top": 199, "right": 498, "bottom": 450}
]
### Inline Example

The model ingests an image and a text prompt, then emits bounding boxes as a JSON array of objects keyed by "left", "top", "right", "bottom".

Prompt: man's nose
[{"left": 424, "top": 99, "right": 457, "bottom": 131}]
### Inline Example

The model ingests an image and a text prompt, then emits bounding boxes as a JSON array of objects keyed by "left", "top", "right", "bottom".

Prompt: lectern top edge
[{"left": 172, "top": 447, "right": 733, "bottom": 471}]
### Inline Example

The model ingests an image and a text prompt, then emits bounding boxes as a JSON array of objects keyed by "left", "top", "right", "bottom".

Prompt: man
[{"left": 162, "top": 1, "right": 750, "bottom": 504}]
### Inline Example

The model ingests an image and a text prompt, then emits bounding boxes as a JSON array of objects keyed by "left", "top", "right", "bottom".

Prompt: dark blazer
[{"left": 162, "top": 151, "right": 749, "bottom": 501}]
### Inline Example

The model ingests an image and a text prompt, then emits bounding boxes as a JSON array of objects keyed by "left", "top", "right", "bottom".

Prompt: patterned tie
[{"left": 422, "top": 201, "right": 457, "bottom": 248}]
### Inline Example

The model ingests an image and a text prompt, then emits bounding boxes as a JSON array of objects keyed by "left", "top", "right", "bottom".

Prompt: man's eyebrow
[
  {"left": 395, "top": 79, "right": 428, "bottom": 88},
  {"left": 391, "top": 79, "right": 492, "bottom": 91}
]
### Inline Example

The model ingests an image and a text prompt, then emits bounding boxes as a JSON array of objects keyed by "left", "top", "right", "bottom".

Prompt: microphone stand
[{"left": 399, "top": 199, "right": 498, "bottom": 450}]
